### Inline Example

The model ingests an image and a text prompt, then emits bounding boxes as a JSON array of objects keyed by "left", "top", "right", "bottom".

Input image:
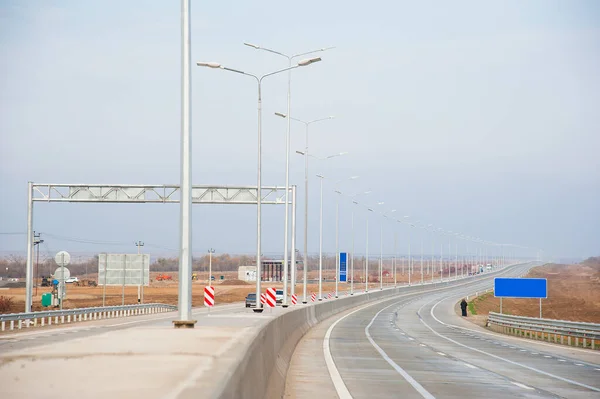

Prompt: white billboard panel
[{"left": 98, "top": 254, "right": 150, "bottom": 286}]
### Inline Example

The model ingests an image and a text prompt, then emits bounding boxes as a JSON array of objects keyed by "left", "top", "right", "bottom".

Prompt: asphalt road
[{"left": 285, "top": 263, "right": 600, "bottom": 399}]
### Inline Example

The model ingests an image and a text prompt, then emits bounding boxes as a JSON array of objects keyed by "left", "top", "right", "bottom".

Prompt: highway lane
[{"left": 286, "top": 263, "right": 600, "bottom": 398}]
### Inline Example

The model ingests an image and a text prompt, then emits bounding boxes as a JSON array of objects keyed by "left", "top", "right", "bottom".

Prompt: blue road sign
[
  {"left": 339, "top": 252, "right": 347, "bottom": 282},
  {"left": 494, "top": 278, "right": 547, "bottom": 299}
]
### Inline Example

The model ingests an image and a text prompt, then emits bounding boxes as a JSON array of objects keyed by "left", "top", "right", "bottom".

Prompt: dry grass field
[
  {"left": 0, "top": 266, "right": 440, "bottom": 313},
  {"left": 469, "top": 261, "right": 600, "bottom": 323}
]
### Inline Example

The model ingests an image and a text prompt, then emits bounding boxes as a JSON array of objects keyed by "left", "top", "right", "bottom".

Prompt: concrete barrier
[{"left": 211, "top": 285, "right": 428, "bottom": 399}]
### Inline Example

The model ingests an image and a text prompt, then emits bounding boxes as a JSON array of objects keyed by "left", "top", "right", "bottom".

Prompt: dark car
[{"left": 245, "top": 293, "right": 263, "bottom": 308}]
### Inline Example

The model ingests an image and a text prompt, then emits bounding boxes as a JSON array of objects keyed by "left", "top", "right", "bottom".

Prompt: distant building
[{"left": 238, "top": 266, "right": 257, "bottom": 282}]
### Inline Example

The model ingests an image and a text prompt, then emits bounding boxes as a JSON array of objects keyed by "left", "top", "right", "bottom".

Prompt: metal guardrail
[
  {"left": 0, "top": 303, "right": 177, "bottom": 332},
  {"left": 488, "top": 312, "right": 600, "bottom": 350}
]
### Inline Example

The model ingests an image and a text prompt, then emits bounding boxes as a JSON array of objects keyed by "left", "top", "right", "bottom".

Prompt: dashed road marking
[
  {"left": 463, "top": 363, "right": 477, "bottom": 369},
  {"left": 512, "top": 382, "right": 534, "bottom": 390},
  {"left": 437, "top": 352, "right": 446, "bottom": 356}
]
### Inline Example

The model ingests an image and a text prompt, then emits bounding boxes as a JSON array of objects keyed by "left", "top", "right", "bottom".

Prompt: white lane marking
[
  {"left": 531, "top": 353, "right": 538, "bottom": 355},
  {"left": 420, "top": 344, "right": 427, "bottom": 347},
  {"left": 422, "top": 299, "right": 600, "bottom": 393},
  {"left": 434, "top": 307, "right": 600, "bottom": 357},
  {"left": 323, "top": 306, "right": 364, "bottom": 399},
  {"left": 437, "top": 352, "right": 446, "bottom": 356},
  {"left": 365, "top": 303, "right": 436, "bottom": 399},
  {"left": 463, "top": 363, "right": 477, "bottom": 369},
  {"left": 512, "top": 382, "right": 534, "bottom": 390},
  {"left": 408, "top": 338, "right": 415, "bottom": 341},
  {"left": 575, "top": 364, "right": 584, "bottom": 366},
  {"left": 544, "top": 355, "right": 551, "bottom": 358},
  {"left": 559, "top": 360, "right": 566, "bottom": 362},
  {"left": 595, "top": 368, "right": 600, "bottom": 371},
  {"left": 320, "top": 266, "right": 525, "bottom": 399}
]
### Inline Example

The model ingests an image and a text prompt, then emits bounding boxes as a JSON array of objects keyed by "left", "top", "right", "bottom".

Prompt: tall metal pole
[
  {"left": 448, "top": 235, "right": 452, "bottom": 280},
  {"left": 290, "top": 186, "right": 297, "bottom": 299},
  {"left": 430, "top": 229, "right": 434, "bottom": 283},
  {"left": 175, "top": 0, "right": 194, "bottom": 326},
  {"left": 318, "top": 176, "right": 324, "bottom": 300},
  {"left": 393, "top": 231, "right": 397, "bottom": 287},
  {"left": 25, "top": 182, "right": 34, "bottom": 313},
  {"left": 455, "top": 241, "right": 458, "bottom": 279},
  {"left": 351, "top": 203, "right": 355, "bottom": 295},
  {"left": 408, "top": 227, "right": 411, "bottom": 286},
  {"left": 440, "top": 242, "right": 443, "bottom": 282},
  {"left": 282, "top": 62, "right": 292, "bottom": 308},
  {"left": 302, "top": 124, "right": 309, "bottom": 303},
  {"left": 420, "top": 230, "right": 424, "bottom": 285},
  {"left": 255, "top": 81, "right": 263, "bottom": 311},
  {"left": 335, "top": 192, "right": 340, "bottom": 297},
  {"left": 365, "top": 210, "right": 370, "bottom": 293},
  {"left": 379, "top": 222, "right": 383, "bottom": 290}
]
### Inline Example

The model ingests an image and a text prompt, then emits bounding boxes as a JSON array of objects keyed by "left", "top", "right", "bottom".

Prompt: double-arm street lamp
[
  {"left": 197, "top": 57, "right": 322, "bottom": 312},
  {"left": 379, "top": 206, "right": 396, "bottom": 290},
  {"left": 348, "top": 191, "right": 371, "bottom": 295},
  {"left": 246, "top": 44, "right": 334, "bottom": 308},
  {"left": 277, "top": 113, "right": 334, "bottom": 303}
]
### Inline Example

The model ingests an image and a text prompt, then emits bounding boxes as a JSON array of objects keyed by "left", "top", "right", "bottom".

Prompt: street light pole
[
  {"left": 174, "top": 0, "right": 194, "bottom": 328},
  {"left": 333, "top": 177, "right": 358, "bottom": 298},
  {"left": 197, "top": 57, "right": 321, "bottom": 313},
  {"left": 351, "top": 201, "right": 356, "bottom": 295},
  {"left": 244, "top": 42, "right": 333, "bottom": 307},
  {"left": 317, "top": 174, "right": 325, "bottom": 300},
  {"left": 366, "top": 207, "right": 373, "bottom": 292},
  {"left": 275, "top": 114, "right": 334, "bottom": 303},
  {"left": 244, "top": 43, "right": 334, "bottom": 307}
]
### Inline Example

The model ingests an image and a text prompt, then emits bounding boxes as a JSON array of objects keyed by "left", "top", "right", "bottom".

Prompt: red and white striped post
[
  {"left": 266, "top": 287, "right": 276, "bottom": 308},
  {"left": 291, "top": 294, "right": 297, "bottom": 305},
  {"left": 204, "top": 286, "right": 215, "bottom": 314}
]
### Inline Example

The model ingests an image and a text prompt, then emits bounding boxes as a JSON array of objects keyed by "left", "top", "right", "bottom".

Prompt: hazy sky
[{"left": 1, "top": 1, "right": 599, "bottom": 261}]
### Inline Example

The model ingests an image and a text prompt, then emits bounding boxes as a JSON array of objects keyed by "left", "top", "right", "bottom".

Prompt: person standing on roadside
[{"left": 460, "top": 298, "right": 468, "bottom": 317}]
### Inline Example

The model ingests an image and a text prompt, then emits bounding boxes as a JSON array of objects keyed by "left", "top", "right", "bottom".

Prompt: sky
[{"left": 1, "top": 1, "right": 599, "bottom": 262}]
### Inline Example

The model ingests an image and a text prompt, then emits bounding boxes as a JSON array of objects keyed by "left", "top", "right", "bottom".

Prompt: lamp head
[
  {"left": 196, "top": 62, "right": 222, "bottom": 68},
  {"left": 298, "top": 57, "right": 322, "bottom": 66}
]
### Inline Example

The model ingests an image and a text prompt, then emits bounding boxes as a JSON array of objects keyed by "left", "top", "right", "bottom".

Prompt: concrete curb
[{"left": 209, "top": 287, "right": 420, "bottom": 399}]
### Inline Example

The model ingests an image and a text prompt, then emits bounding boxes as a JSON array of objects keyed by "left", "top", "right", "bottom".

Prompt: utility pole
[{"left": 33, "top": 232, "right": 44, "bottom": 297}]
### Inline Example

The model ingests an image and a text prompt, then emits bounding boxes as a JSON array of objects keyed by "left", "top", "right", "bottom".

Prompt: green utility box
[
  {"left": 41, "top": 293, "right": 52, "bottom": 307},
  {"left": 220, "top": 275, "right": 224, "bottom": 280}
]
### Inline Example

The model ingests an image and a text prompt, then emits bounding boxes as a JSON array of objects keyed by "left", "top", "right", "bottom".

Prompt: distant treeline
[{"left": 0, "top": 253, "right": 345, "bottom": 278}]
